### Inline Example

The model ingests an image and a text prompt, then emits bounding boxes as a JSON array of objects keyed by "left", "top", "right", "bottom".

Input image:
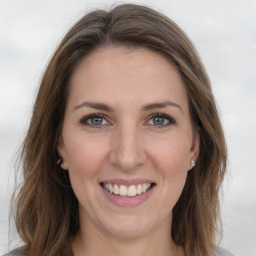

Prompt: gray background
[{"left": 1, "top": 0, "right": 256, "bottom": 255}]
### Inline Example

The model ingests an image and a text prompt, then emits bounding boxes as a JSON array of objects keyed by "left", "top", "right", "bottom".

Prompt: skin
[{"left": 57, "top": 46, "right": 200, "bottom": 256}]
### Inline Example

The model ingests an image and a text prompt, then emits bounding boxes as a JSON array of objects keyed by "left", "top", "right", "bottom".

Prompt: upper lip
[{"left": 100, "top": 178, "right": 155, "bottom": 186}]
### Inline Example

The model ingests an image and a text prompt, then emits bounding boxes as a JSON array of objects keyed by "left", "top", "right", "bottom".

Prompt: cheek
[
  {"left": 149, "top": 135, "right": 191, "bottom": 172},
  {"left": 63, "top": 137, "right": 107, "bottom": 208},
  {"left": 149, "top": 137, "right": 190, "bottom": 198},
  {"left": 64, "top": 136, "right": 107, "bottom": 179},
  {"left": 159, "top": 148, "right": 188, "bottom": 191}
]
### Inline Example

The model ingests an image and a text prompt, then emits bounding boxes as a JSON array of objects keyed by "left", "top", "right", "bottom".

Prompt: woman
[{"left": 4, "top": 3, "right": 232, "bottom": 256}]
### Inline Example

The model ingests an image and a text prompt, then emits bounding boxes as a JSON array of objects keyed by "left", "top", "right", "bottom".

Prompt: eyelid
[
  {"left": 146, "top": 112, "right": 176, "bottom": 127},
  {"left": 80, "top": 113, "right": 110, "bottom": 127},
  {"left": 79, "top": 112, "right": 175, "bottom": 128}
]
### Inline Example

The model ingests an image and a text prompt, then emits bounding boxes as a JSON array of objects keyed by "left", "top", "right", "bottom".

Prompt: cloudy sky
[{"left": 1, "top": 0, "right": 256, "bottom": 255}]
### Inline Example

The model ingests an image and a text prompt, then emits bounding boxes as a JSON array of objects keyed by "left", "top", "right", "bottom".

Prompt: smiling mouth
[{"left": 100, "top": 182, "right": 156, "bottom": 197}]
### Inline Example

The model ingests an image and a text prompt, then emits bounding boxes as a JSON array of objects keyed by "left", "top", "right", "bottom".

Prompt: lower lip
[{"left": 101, "top": 185, "right": 155, "bottom": 207}]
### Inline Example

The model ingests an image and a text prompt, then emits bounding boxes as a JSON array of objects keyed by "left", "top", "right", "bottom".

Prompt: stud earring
[
  {"left": 57, "top": 158, "right": 62, "bottom": 166},
  {"left": 191, "top": 160, "right": 195, "bottom": 167}
]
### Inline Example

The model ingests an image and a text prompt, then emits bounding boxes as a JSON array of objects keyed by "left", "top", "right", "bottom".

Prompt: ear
[
  {"left": 56, "top": 136, "right": 69, "bottom": 170},
  {"left": 188, "top": 128, "right": 200, "bottom": 171}
]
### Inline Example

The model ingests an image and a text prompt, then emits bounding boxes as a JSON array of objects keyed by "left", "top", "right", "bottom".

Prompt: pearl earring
[
  {"left": 191, "top": 160, "right": 195, "bottom": 167},
  {"left": 57, "top": 158, "right": 62, "bottom": 166}
]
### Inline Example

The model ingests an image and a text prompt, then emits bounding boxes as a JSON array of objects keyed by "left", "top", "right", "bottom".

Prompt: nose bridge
[{"left": 110, "top": 122, "right": 146, "bottom": 170}]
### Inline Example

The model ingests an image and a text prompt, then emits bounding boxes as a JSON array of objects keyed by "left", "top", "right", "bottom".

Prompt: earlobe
[
  {"left": 59, "top": 159, "right": 69, "bottom": 170},
  {"left": 56, "top": 137, "right": 69, "bottom": 170}
]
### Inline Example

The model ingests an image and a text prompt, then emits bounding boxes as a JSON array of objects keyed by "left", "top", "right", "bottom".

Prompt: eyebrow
[
  {"left": 73, "top": 100, "right": 182, "bottom": 113},
  {"left": 73, "top": 101, "right": 113, "bottom": 112},
  {"left": 141, "top": 101, "right": 183, "bottom": 112}
]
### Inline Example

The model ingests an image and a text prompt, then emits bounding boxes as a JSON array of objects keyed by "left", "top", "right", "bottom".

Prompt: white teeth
[
  {"left": 137, "top": 184, "right": 143, "bottom": 194},
  {"left": 120, "top": 185, "right": 128, "bottom": 196},
  {"left": 109, "top": 184, "right": 114, "bottom": 193},
  {"left": 103, "top": 182, "right": 153, "bottom": 197},
  {"left": 128, "top": 185, "right": 137, "bottom": 196},
  {"left": 142, "top": 183, "right": 147, "bottom": 192},
  {"left": 114, "top": 184, "right": 119, "bottom": 194}
]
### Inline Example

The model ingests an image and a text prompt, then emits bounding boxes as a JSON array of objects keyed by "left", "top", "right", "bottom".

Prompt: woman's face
[{"left": 57, "top": 47, "right": 199, "bottom": 239}]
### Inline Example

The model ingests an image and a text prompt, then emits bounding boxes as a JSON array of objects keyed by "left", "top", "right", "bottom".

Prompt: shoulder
[
  {"left": 2, "top": 247, "right": 24, "bottom": 256},
  {"left": 215, "top": 247, "right": 234, "bottom": 256}
]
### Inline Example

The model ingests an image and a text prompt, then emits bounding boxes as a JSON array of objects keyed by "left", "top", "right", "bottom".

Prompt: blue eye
[
  {"left": 80, "top": 114, "right": 107, "bottom": 127},
  {"left": 148, "top": 113, "right": 175, "bottom": 127}
]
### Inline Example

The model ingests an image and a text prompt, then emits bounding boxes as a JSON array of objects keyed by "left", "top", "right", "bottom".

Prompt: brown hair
[{"left": 13, "top": 4, "right": 227, "bottom": 256}]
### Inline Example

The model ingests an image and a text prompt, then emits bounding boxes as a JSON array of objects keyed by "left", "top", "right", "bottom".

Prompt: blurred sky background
[{"left": 0, "top": 0, "right": 256, "bottom": 255}]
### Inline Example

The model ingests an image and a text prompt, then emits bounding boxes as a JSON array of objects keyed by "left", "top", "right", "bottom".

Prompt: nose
[{"left": 109, "top": 125, "right": 147, "bottom": 171}]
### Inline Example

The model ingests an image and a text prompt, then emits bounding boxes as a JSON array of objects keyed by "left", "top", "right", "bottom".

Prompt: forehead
[{"left": 68, "top": 46, "right": 189, "bottom": 111}]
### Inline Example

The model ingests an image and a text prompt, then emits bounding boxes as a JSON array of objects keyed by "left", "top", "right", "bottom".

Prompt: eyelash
[
  {"left": 79, "top": 113, "right": 176, "bottom": 128},
  {"left": 147, "top": 113, "right": 176, "bottom": 128},
  {"left": 80, "top": 113, "right": 108, "bottom": 128}
]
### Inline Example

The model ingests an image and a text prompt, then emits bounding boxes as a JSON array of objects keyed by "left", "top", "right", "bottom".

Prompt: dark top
[{"left": 2, "top": 248, "right": 23, "bottom": 256}]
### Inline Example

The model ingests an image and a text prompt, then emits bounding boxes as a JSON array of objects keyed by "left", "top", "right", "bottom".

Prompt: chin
[{"left": 100, "top": 214, "right": 156, "bottom": 239}]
